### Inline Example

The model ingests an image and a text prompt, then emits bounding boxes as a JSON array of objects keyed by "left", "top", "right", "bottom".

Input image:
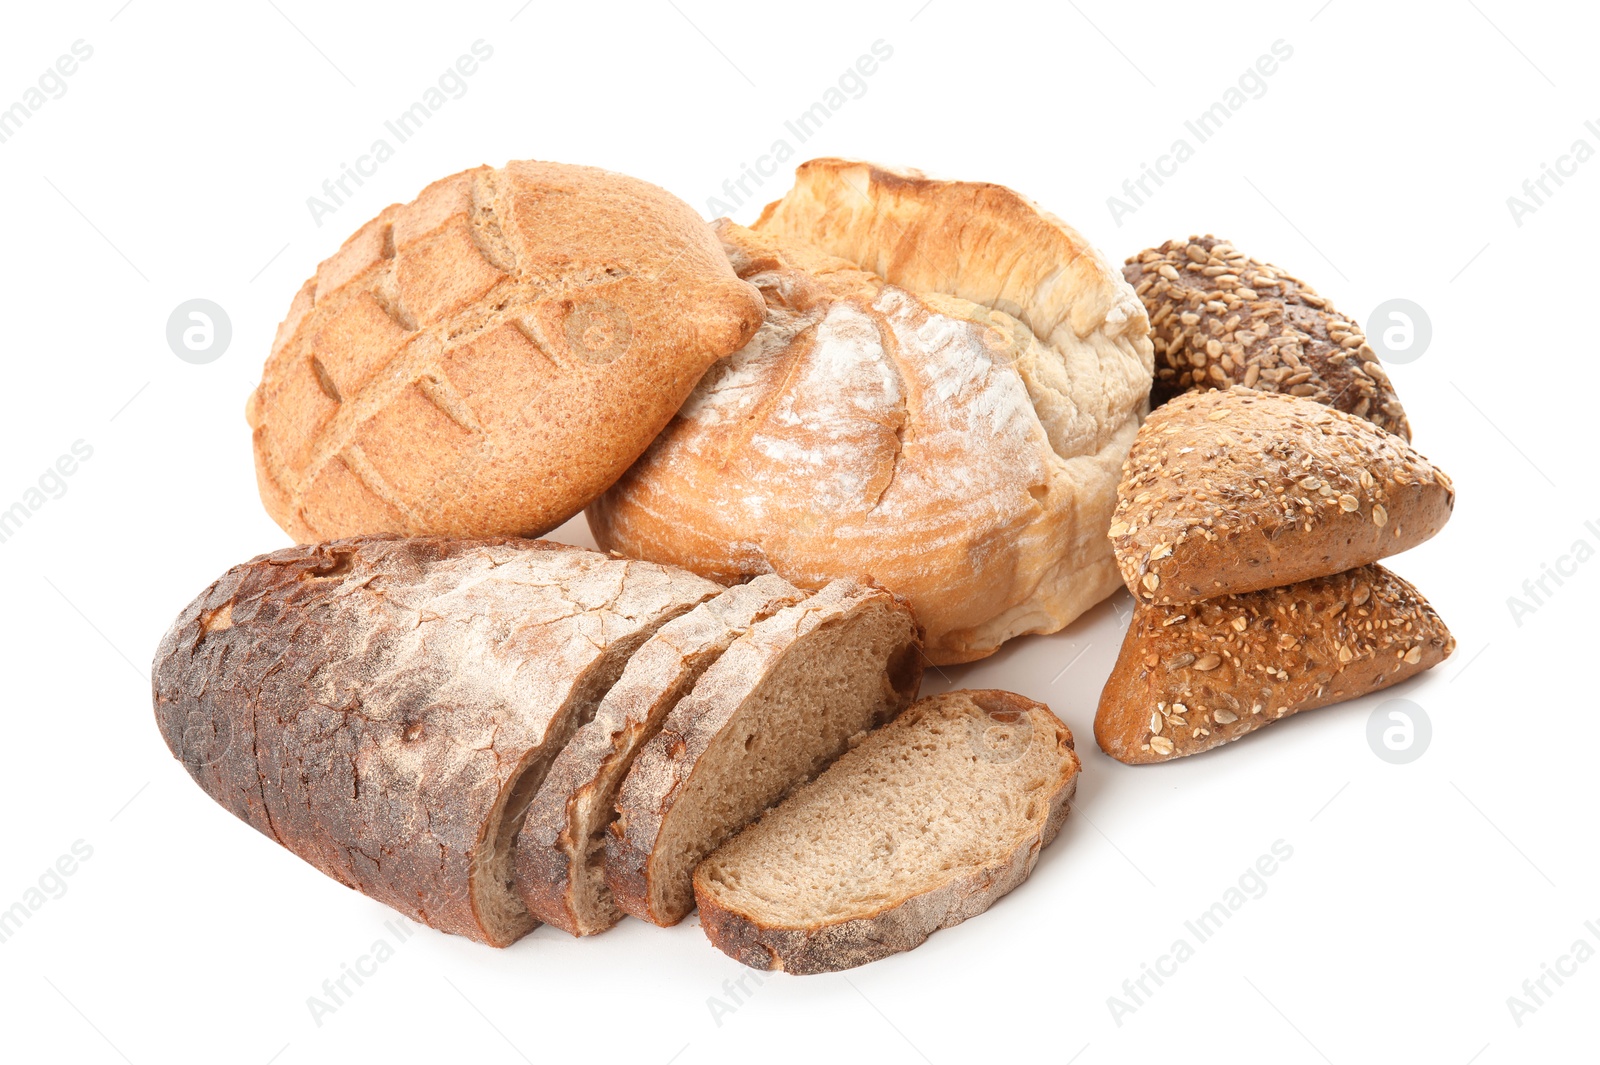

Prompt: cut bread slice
[
  {"left": 514, "top": 574, "right": 808, "bottom": 936},
  {"left": 607, "top": 578, "right": 923, "bottom": 927},
  {"left": 695, "top": 689, "right": 1080, "bottom": 974}
]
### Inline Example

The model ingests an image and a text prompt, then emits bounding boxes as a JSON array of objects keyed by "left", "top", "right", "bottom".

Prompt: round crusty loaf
[
  {"left": 1110, "top": 387, "right": 1453, "bottom": 605},
  {"left": 150, "top": 536, "right": 721, "bottom": 946},
  {"left": 589, "top": 159, "right": 1154, "bottom": 664},
  {"left": 1095, "top": 564, "right": 1455, "bottom": 764},
  {"left": 248, "top": 160, "right": 765, "bottom": 543}
]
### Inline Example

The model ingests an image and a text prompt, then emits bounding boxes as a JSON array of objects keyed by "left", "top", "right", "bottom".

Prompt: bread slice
[
  {"left": 694, "top": 689, "right": 1079, "bottom": 974},
  {"left": 1095, "top": 563, "right": 1455, "bottom": 764},
  {"left": 513, "top": 574, "right": 807, "bottom": 936},
  {"left": 151, "top": 536, "right": 720, "bottom": 946},
  {"left": 607, "top": 578, "right": 923, "bottom": 926},
  {"left": 1110, "top": 387, "right": 1453, "bottom": 605}
]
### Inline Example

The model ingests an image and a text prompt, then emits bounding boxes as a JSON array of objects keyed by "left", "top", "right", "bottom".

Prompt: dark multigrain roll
[
  {"left": 1123, "top": 235, "right": 1412, "bottom": 440},
  {"left": 1095, "top": 564, "right": 1455, "bottom": 764},
  {"left": 151, "top": 536, "right": 719, "bottom": 946}
]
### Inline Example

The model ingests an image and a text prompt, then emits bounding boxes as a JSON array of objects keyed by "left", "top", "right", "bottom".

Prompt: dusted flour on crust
[{"left": 589, "top": 160, "right": 1153, "bottom": 664}]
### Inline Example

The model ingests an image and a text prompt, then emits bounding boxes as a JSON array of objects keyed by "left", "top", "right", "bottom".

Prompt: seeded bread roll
[
  {"left": 589, "top": 158, "right": 1153, "bottom": 665},
  {"left": 513, "top": 574, "right": 806, "bottom": 936},
  {"left": 696, "top": 690, "right": 1079, "bottom": 974},
  {"left": 248, "top": 160, "right": 764, "bottom": 543},
  {"left": 607, "top": 578, "right": 923, "bottom": 927},
  {"left": 1095, "top": 564, "right": 1454, "bottom": 764},
  {"left": 151, "top": 537, "right": 720, "bottom": 946},
  {"left": 1124, "top": 235, "right": 1411, "bottom": 439},
  {"left": 1110, "top": 388, "right": 1453, "bottom": 605}
]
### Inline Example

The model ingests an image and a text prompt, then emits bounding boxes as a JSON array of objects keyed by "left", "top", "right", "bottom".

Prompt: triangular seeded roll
[
  {"left": 694, "top": 689, "right": 1080, "bottom": 975},
  {"left": 607, "top": 578, "right": 923, "bottom": 927},
  {"left": 150, "top": 536, "right": 720, "bottom": 946},
  {"left": 1110, "top": 387, "right": 1453, "bottom": 605},
  {"left": 1095, "top": 563, "right": 1455, "bottom": 764},
  {"left": 514, "top": 574, "right": 807, "bottom": 936},
  {"left": 1123, "top": 235, "right": 1412, "bottom": 439}
]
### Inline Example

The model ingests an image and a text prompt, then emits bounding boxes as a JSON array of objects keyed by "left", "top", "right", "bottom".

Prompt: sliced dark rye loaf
[
  {"left": 151, "top": 536, "right": 719, "bottom": 946},
  {"left": 514, "top": 574, "right": 807, "bottom": 936},
  {"left": 607, "top": 578, "right": 923, "bottom": 927},
  {"left": 695, "top": 689, "right": 1080, "bottom": 974}
]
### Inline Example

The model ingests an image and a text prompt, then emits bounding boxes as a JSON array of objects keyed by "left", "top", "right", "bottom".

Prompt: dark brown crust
[
  {"left": 1123, "top": 235, "right": 1411, "bottom": 439},
  {"left": 1094, "top": 564, "right": 1455, "bottom": 764},
  {"left": 150, "top": 535, "right": 718, "bottom": 945},
  {"left": 513, "top": 576, "right": 805, "bottom": 936},
  {"left": 607, "top": 580, "right": 923, "bottom": 926},
  {"left": 694, "top": 690, "right": 1079, "bottom": 975},
  {"left": 1110, "top": 388, "right": 1453, "bottom": 605}
]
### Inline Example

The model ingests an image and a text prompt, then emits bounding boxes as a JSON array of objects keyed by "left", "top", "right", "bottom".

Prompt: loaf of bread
[
  {"left": 590, "top": 158, "right": 1153, "bottom": 664},
  {"left": 248, "top": 160, "right": 765, "bottom": 543},
  {"left": 607, "top": 578, "right": 923, "bottom": 926},
  {"left": 696, "top": 690, "right": 1079, "bottom": 974},
  {"left": 514, "top": 574, "right": 806, "bottom": 936},
  {"left": 1095, "top": 564, "right": 1454, "bottom": 763},
  {"left": 1124, "top": 235, "right": 1411, "bottom": 439},
  {"left": 1110, "top": 387, "right": 1453, "bottom": 605},
  {"left": 151, "top": 536, "right": 720, "bottom": 946}
]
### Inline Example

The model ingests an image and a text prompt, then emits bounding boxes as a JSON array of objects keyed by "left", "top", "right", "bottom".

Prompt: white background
[{"left": 0, "top": 2, "right": 1592, "bottom": 1062}]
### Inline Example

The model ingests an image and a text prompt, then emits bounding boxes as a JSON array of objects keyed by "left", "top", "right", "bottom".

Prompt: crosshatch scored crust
[
  {"left": 1109, "top": 387, "right": 1453, "bottom": 605},
  {"left": 1094, "top": 563, "right": 1455, "bottom": 764},
  {"left": 589, "top": 158, "right": 1154, "bottom": 665},
  {"left": 1123, "top": 234, "right": 1411, "bottom": 439},
  {"left": 694, "top": 689, "right": 1080, "bottom": 974},
  {"left": 247, "top": 159, "right": 764, "bottom": 543}
]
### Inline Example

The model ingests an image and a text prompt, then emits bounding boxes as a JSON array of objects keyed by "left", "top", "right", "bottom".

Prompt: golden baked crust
[
  {"left": 1095, "top": 564, "right": 1454, "bottom": 764},
  {"left": 1110, "top": 387, "right": 1453, "bottom": 605},
  {"left": 589, "top": 160, "right": 1153, "bottom": 664},
  {"left": 248, "top": 160, "right": 764, "bottom": 542},
  {"left": 1124, "top": 235, "right": 1411, "bottom": 439}
]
